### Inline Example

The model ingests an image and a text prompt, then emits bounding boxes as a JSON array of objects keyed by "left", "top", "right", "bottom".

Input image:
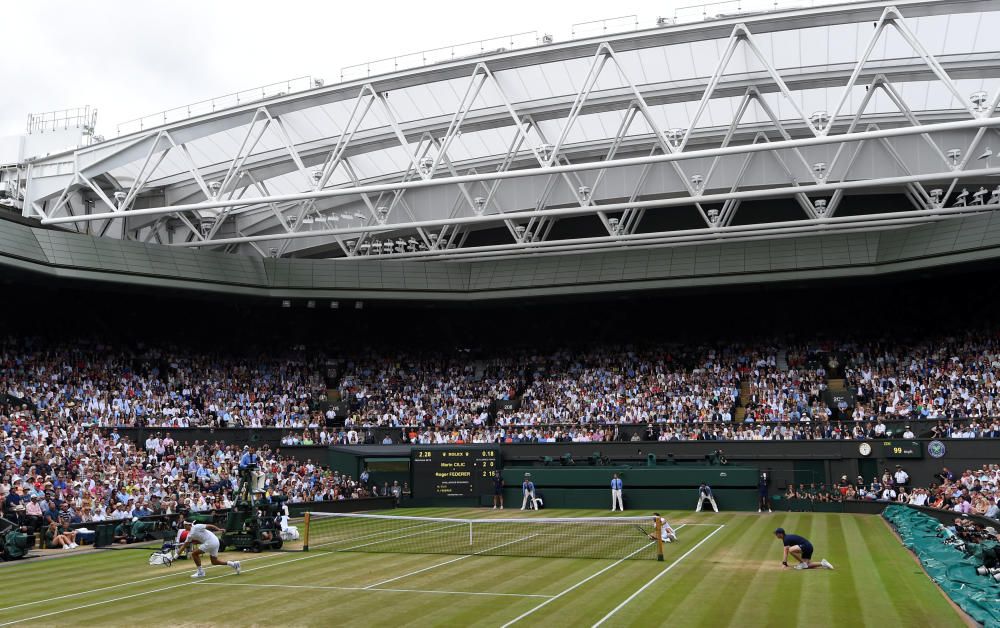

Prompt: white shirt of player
[
  {"left": 186, "top": 524, "right": 214, "bottom": 544},
  {"left": 655, "top": 516, "right": 673, "bottom": 541}
]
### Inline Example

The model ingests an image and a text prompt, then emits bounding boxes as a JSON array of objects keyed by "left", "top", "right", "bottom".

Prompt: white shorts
[{"left": 198, "top": 536, "right": 220, "bottom": 557}]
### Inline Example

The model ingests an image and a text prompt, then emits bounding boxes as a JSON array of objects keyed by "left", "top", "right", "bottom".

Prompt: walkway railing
[
  {"left": 112, "top": 1, "right": 843, "bottom": 135},
  {"left": 339, "top": 31, "right": 540, "bottom": 82},
  {"left": 116, "top": 76, "right": 316, "bottom": 136}
]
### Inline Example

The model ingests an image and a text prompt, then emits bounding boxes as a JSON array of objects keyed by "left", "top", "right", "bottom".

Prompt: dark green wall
[
  {"left": 502, "top": 487, "right": 756, "bottom": 511},
  {"left": 501, "top": 466, "right": 757, "bottom": 488}
]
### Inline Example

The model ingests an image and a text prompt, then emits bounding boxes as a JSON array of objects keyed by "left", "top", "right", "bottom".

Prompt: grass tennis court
[{"left": 0, "top": 509, "right": 966, "bottom": 627}]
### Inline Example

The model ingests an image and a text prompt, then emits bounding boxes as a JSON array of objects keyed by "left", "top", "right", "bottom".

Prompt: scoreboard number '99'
[{"left": 411, "top": 448, "right": 499, "bottom": 497}]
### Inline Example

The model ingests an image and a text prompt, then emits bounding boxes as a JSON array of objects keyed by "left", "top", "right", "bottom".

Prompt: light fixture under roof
[{"left": 971, "top": 90, "right": 990, "bottom": 113}]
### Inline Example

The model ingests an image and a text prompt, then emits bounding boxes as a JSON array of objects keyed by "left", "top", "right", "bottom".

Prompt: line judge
[{"left": 611, "top": 473, "right": 624, "bottom": 511}]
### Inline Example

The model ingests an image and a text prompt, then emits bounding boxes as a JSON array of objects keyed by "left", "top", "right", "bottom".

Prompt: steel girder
[{"left": 30, "top": 3, "right": 1000, "bottom": 262}]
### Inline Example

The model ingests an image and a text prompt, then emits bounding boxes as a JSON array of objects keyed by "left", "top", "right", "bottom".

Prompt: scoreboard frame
[
  {"left": 410, "top": 447, "right": 500, "bottom": 498},
  {"left": 881, "top": 440, "right": 923, "bottom": 459}
]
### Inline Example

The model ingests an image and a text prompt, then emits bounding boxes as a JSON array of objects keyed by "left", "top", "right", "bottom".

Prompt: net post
[
  {"left": 469, "top": 521, "right": 473, "bottom": 546},
  {"left": 656, "top": 517, "right": 664, "bottom": 562},
  {"left": 303, "top": 512, "right": 311, "bottom": 552}
]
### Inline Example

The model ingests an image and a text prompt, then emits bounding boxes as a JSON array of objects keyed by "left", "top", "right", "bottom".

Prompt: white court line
[
  {"left": 363, "top": 533, "right": 541, "bottom": 589},
  {"left": 0, "top": 550, "right": 281, "bottom": 614},
  {"left": 591, "top": 524, "right": 726, "bottom": 627},
  {"left": 199, "top": 581, "right": 553, "bottom": 598},
  {"left": 0, "top": 542, "right": 346, "bottom": 627},
  {"left": 0, "top": 518, "right": 430, "bottom": 615},
  {"left": 499, "top": 524, "right": 687, "bottom": 628}
]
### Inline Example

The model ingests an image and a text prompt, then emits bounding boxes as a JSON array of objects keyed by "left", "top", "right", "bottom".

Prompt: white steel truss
[{"left": 27, "top": 2, "right": 1000, "bottom": 262}]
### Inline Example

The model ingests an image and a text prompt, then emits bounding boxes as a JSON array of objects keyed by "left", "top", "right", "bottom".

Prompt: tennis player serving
[
  {"left": 178, "top": 521, "right": 241, "bottom": 578},
  {"left": 774, "top": 528, "right": 833, "bottom": 570}
]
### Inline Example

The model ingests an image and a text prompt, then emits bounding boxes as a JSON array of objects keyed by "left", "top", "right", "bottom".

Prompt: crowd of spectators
[
  {"left": 5, "top": 334, "right": 1000, "bottom": 441},
  {"left": 0, "top": 338, "right": 327, "bottom": 429},
  {"left": 781, "top": 463, "right": 1000, "bottom": 521},
  {"left": 0, "top": 412, "right": 383, "bottom": 549}
]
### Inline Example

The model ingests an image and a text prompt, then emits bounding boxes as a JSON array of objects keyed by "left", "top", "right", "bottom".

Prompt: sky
[{"left": 0, "top": 0, "right": 812, "bottom": 139}]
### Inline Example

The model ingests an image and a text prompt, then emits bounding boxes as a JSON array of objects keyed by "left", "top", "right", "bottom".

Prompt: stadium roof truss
[{"left": 23, "top": 0, "right": 1000, "bottom": 262}]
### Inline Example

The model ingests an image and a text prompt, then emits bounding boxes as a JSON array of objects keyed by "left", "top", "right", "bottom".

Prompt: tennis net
[{"left": 303, "top": 513, "right": 661, "bottom": 560}]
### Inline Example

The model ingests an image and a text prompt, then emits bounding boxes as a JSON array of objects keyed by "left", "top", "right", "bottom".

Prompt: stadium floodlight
[
  {"left": 690, "top": 174, "right": 704, "bottom": 192},
  {"left": 429, "top": 232, "right": 439, "bottom": 241},
  {"left": 515, "top": 225, "right": 526, "bottom": 238},
  {"left": 382, "top": 241, "right": 393, "bottom": 253},
  {"left": 306, "top": 300, "right": 315, "bottom": 309},
  {"left": 608, "top": 217, "right": 620, "bottom": 233},
  {"left": 656, "top": 16, "right": 674, "bottom": 26},
  {"left": 954, "top": 188, "right": 969, "bottom": 207},
  {"left": 991, "top": 186, "right": 1000, "bottom": 205},
  {"left": 813, "top": 162, "right": 827, "bottom": 180},
  {"left": 929, "top": 189, "right": 944, "bottom": 207},
  {"left": 328, "top": 213, "right": 340, "bottom": 222},
  {"left": 538, "top": 143, "right": 554, "bottom": 162},
  {"left": 287, "top": 215, "right": 298, "bottom": 229},
  {"left": 237, "top": 169, "right": 248, "bottom": 181},
  {"left": 810, "top": 111, "right": 830, "bottom": 129},
  {"left": 358, "top": 242, "right": 370, "bottom": 252},
  {"left": 302, "top": 216, "right": 314, "bottom": 225},
  {"left": 312, "top": 168, "right": 323, "bottom": 184},
  {"left": 346, "top": 239, "right": 355, "bottom": 249},
  {"left": 541, "top": 33, "right": 554, "bottom": 44},
  {"left": 316, "top": 215, "right": 328, "bottom": 224},
  {"left": 707, "top": 208, "right": 720, "bottom": 223},
  {"left": 971, "top": 90, "right": 990, "bottom": 113},
  {"left": 354, "top": 211, "right": 368, "bottom": 220},
  {"left": 578, "top": 185, "right": 591, "bottom": 201},
  {"left": 473, "top": 196, "right": 486, "bottom": 215},
  {"left": 113, "top": 191, "right": 127, "bottom": 206},
  {"left": 947, "top": 148, "right": 962, "bottom": 167},
  {"left": 972, "top": 187, "right": 988, "bottom": 205},
  {"left": 208, "top": 180, "right": 222, "bottom": 197},
  {"left": 813, "top": 199, "right": 828, "bottom": 215},
  {"left": 665, "top": 128, "right": 686, "bottom": 148},
  {"left": 329, "top": 300, "right": 339, "bottom": 308},
  {"left": 419, "top": 156, "right": 434, "bottom": 175},
  {"left": 281, "top": 299, "right": 291, "bottom": 308},
  {"left": 376, "top": 206, "right": 389, "bottom": 224},
  {"left": 269, "top": 247, "right": 279, "bottom": 258},
  {"left": 977, "top": 147, "right": 993, "bottom": 161}
]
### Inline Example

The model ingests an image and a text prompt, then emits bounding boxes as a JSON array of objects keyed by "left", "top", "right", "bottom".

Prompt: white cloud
[{"left": 0, "top": 0, "right": 802, "bottom": 137}]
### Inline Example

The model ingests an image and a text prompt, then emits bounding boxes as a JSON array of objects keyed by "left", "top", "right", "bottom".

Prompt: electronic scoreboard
[
  {"left": 881, "top": 440, "right": 923, "bottom": 459},
  {"left": 411, "top": 448, "right": 499, "bottom": 498}
]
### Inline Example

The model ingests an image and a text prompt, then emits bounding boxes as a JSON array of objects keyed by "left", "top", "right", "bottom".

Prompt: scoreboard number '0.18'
[{"left": 411, "top": 448, "right": 499, "bottom": 498}]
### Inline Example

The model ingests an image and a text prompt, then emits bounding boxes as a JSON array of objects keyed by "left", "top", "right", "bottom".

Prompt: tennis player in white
[
  {"left": 649, "top": 513, "right": 678, "bottom": 543},
  {"left": 178, "top": 521, "right": 241, "bottom": 578}
]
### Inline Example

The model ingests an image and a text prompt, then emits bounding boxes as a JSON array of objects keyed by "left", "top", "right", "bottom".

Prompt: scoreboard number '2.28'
[{"left": 411, "top": 448, "right": 499, "bottom": 497}]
